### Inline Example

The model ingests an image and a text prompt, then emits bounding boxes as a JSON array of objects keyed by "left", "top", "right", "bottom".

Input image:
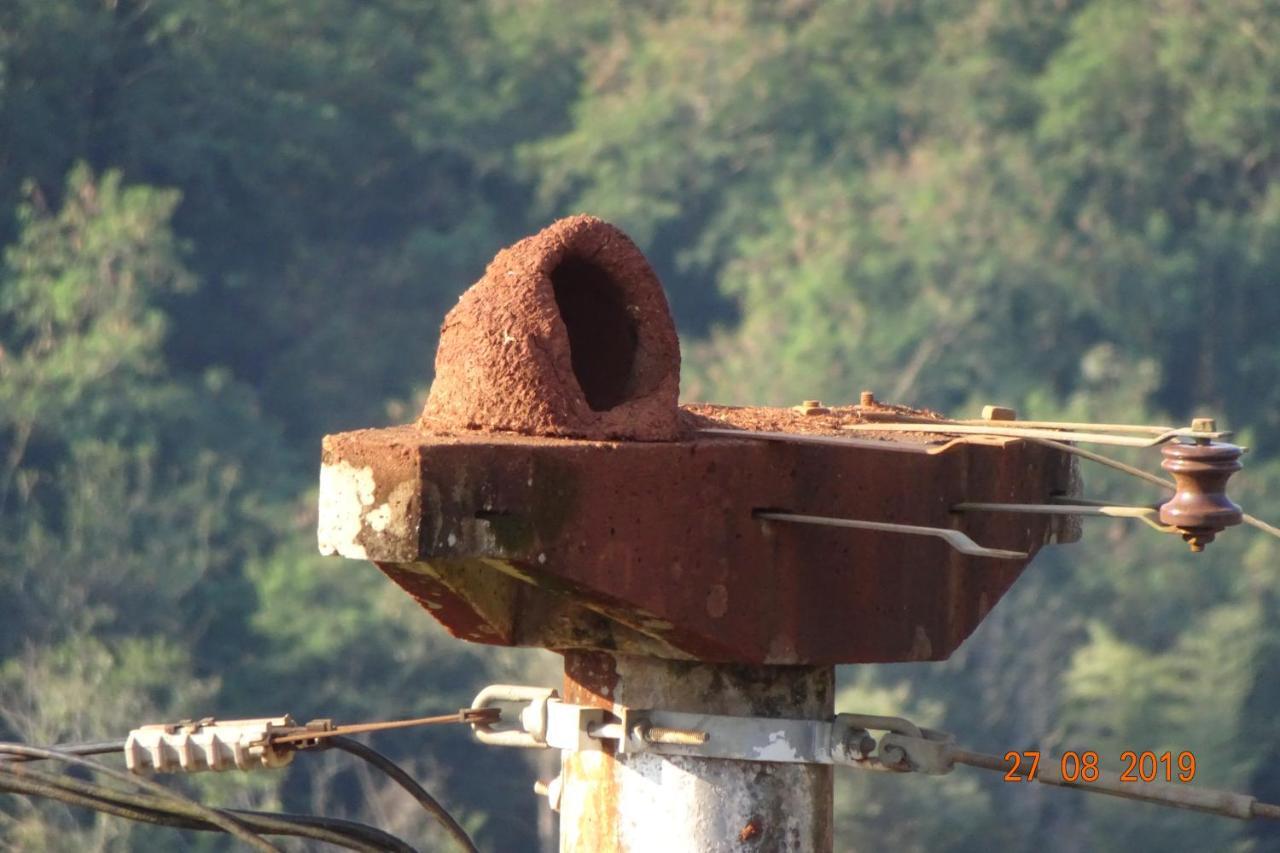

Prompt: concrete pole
[{"left": 556, "top": 652, "right": 835, "bottom": 852}]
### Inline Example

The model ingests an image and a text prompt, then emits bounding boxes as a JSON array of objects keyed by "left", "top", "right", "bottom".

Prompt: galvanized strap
[{"left": 470, "top": 684, "right": 1280, "bottom": 823}]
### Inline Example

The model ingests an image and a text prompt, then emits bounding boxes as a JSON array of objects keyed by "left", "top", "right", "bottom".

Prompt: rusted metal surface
[
  {"left": 1158, "top": 439, "right": 1244, "bottom": 550},
  {"left": 318, "top": 216, "right": 1084, "bottom": 665},
  {"left": 318, "top": 423, "right": 1076, "bottom": 665},
  {"left": 318, "top": 215, "right": 1080, "bottom": 665},
  {"left": 558, "top": 652, "right": 834, "bottom": 853}
]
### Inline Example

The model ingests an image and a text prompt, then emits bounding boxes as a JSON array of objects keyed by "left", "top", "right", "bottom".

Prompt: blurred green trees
[{"left": 3, "top": 0, "right": 1280, "bottom": 850}]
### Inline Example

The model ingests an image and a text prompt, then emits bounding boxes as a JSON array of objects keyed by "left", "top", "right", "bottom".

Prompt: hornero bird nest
[{"left": 420, "top": 215, "right": 683, "bottom": 441}]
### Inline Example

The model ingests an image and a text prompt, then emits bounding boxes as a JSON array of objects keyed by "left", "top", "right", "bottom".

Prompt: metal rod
[
  {"left": 841, "top": 422, "right": 1230, "bottom": 448},
  {"left": 638, "top": 724, "right": 710, "bottom": 746},
  {"left": 955, "top": 502, "right": 1154, "bottom": 518},
  {"left": 754, "top": 511, "right": 1027, "bottom": 560},
  {"left": 1244, "top": 513, "right": 1280, "bottom": 540},
  {"left": 858, "top": 411, "right": 1183, "bottom": 435},
  {"left": 1024, "top": 440, "right": 1280, "bottom": 544},
  {"left": 1029, "top": 440, "right": 1280, "bottom": 544},
  {"left": 708, "top": 428, "right": 1280, "bottom": 546},
  {"left": 700, "top": 427, "right": 938, "bottom": 454},
  {"left": 954, "top": 502, "right": 1178, "bottom": 534},
  {"left": 950, "top": 747, "right": 1269, "bottom": 821},
  {"left": 586, "top": 722, "right": 625, "bottom": 742},
  {"left": 1023, "top": 437, "right": 1177, "bottom": 491},
  {"left": 271, "top": 709, "right": 498, "bottom": 746},
  {"left": 698, "top": 428, "right": 998, "bottom": 455}
]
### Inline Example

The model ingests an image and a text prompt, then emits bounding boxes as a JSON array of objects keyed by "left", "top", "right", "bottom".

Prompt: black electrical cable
[
  {"left": 241, "top": 811, "right": 414, "bottom": 853},
  {"left": 0, "top": 731, "right": 479, "bottom": 850},
  {"left": 324, "top": 736, "right": 480, "bottom": 853},
  {"left": 0, "top": 775, "right": 397, "bottom": 853},
  {"left": 0, "top": 764, "right": 416, "bottom": 852},
  {"left": 0, "top": 739, "right": 127, "bottom": 763},
  {"left": 0, "top": 743, "right": 279, "bottom": 852}
]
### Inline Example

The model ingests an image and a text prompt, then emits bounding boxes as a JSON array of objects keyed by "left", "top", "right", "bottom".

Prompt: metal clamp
[
  {"left": 469, "top": 684, "right": 881, "bottom": 766},
  {"left": 125, "top": 717, "right": 301, "bottom": 774},
  {"left": 472, "top": 685, "right": 1280, "bottom": 825},
  {"left": 470, "top": 685, "right": 558, "bottom": 748},
  {"left": 877, "top": 728, "right": 956, "bottom": 775}
]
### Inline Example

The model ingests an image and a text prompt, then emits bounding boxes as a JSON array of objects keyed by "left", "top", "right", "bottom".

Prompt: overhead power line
[{"left": 0, "top": 709, "right": 491, "bottom": 853}]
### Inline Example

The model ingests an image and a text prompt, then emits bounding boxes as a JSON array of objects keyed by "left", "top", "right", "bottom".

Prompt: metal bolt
[
  {"left": 534, "top": 775, "right": 563, "bottom": 812},
  {"left": 859, "top": 391, "right": 876, "bottom": 407},
  {"left": 981, "top": 405, "right": 1017, "bottom": 421},
  {"left": 1191, "top": 417, "right": 1217, "bottom": 434},
  {"left": 634, "top": 722, "right": 710, "bottom": 746},
  {"left": 793, "top": 400, "right": 831, "bottom": 416},
  {"left": 837, "top": 729, "right": 877, "bottom": 761}
]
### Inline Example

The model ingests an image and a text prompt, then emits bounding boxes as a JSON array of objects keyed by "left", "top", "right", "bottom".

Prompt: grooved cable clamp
[
  {"left": 123, "top": 708, "right": 498, "bottom": 775},
  {"left": 124, "top": 716, "right": 322, "bottom": 774}
]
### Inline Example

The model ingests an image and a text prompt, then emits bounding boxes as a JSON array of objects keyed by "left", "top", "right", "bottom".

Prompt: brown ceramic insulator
[
  {"left": 1157, "top": 441, "right": 1244, "bottom": 551},
  {"left": 421, "top": 215, "right": 682, "bottom": 441}
]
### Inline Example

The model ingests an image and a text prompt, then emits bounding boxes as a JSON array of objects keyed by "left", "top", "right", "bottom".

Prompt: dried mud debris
[{"left": 681, "top": 400, "right": 945, "bottom": 442}]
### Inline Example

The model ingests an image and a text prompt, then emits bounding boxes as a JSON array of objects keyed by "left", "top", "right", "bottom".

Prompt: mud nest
[{"left": 421, "top": 215, "right": 682, "bottom": 441}]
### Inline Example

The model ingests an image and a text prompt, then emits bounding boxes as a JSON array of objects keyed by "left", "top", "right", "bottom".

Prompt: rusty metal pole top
[
  {"left": 318, "top": 215, "right": 1079, "bottom": 665},
  {"left": 317, "top": 215, "right": 1084, "bottom": 853}
]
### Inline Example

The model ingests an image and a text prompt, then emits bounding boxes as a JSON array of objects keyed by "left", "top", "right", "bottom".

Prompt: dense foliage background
[{"left": 3, "top": 1, "right": 1280, "bottom": 850}]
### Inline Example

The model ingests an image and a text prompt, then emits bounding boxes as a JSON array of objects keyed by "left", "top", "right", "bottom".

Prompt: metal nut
[{"left": 793, "top": 400, "right": 831, "bottom": 416}]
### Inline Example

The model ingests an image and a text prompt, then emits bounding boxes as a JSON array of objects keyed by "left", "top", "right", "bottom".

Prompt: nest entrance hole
[{"left": 551, "top": 256, "right": 638, "bottom": 411}]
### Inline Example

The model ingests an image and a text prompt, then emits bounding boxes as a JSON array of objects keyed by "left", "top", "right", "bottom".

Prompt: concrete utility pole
[
  {"left": 317, "top": 215, "right": 1077, "bottom": 851},
  {"left": 558, "top": 653, "right": 834, "bottom": 852}
]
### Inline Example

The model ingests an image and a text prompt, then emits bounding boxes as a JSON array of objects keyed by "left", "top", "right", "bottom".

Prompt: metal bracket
[
  {"left": 755, "top": 511, "right": 1028, "bottom": 560},
  {"left": 125, "top": 716, "right": 302, "bottom": 774},
  {"left": 470, "top": 685, "right": 903, "bottom": 768},
  {"left": 604, "top": 707, "right": 874, "bottom": 765},
  {"left": 953, "top": 501, "right": 1179, "bottom": 534},
  {"left": 841, "top": 421, "right": 1232, "bottom": 448},
  {"left": 473, "top": 685, "right": 1280, "bottom": 825},
  {"left": 470, "top": 684, "right": 559, "bottom": 748},
  {"left": 877, "top": 729, "right": 957, "bottom": 775}
]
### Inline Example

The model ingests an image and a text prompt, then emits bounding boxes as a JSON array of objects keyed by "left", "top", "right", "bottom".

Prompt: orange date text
[{"left": 1001, "top": 750, "right": 1196, "bottom": 783}]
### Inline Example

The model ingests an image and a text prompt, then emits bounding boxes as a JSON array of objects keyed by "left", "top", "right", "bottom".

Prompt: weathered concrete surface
[
  {"left": 558, "top": 652, "right": 834, "bottom": 853},
  {"left": 318, "top": 418, "right": 1076, "bottom": 665}
]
